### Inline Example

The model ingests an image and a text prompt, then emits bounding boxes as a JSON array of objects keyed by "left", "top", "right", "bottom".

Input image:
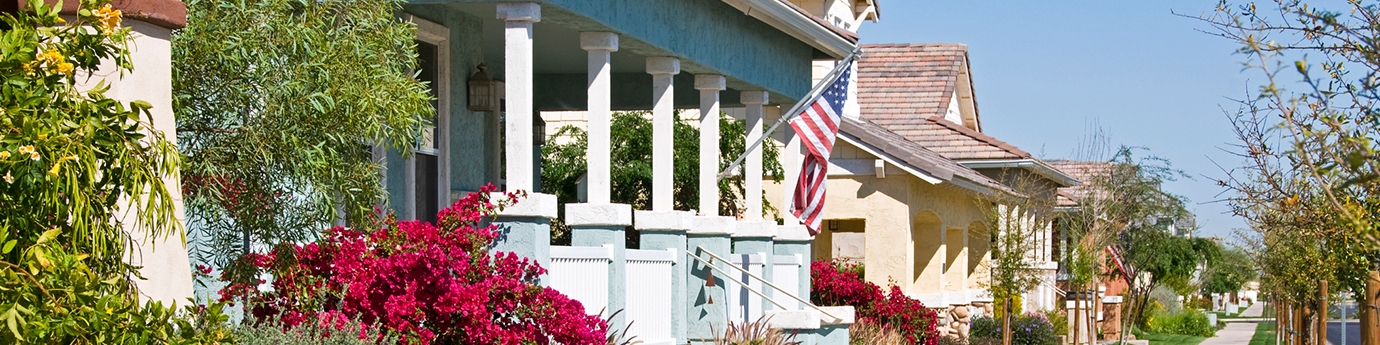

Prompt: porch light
[
  {"left": 467, "top": 63, "right": 499, "bottom": 112},
  {"left": 533, "top": 113, "right": 546, "bottom": 146}
]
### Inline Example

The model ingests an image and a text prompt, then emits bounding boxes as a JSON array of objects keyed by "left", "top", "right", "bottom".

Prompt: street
[{"left": 1326, "top": 321, "right": 1360, "bottom": 345}]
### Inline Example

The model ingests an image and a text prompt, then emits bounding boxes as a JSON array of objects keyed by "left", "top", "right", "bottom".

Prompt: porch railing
[{"left": 688, "top": 246, "right": 842, "bottom": 323}]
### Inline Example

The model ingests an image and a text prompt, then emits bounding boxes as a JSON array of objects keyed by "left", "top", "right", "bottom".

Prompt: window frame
[{"left": 401, "top": 14, "right": 451, "bottom": 221}]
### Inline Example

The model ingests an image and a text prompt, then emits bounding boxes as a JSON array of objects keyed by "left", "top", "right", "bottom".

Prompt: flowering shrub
[
  {"left": 220, "top": 184, "right": 609, "bottom": 344},
  {"left": 970, "top": 312, "right": 1057, "bottom": 345},
  {"left": 1144, "top": 309, "right": 1214, "bottom": 337},
  {"left": 811, "top": 260, "right": 939, "bottom": 345}
]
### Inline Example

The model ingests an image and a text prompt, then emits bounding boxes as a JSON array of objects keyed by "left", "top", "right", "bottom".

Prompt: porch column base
[
  {"left": 490, "top": 192, "right": 557, "bottom": 284},
  {"left": 774, "top": 225, "right": 812, "bottom": 306},
  {"left": 687, "top": 216, "right": 735, "bottom": 342},
  {"left": 636, "top": 210, "right": 692, "bottom": 341},
  {"left": 733, "top": 220, "right": 776, "bottom": 315},
  {"left": 567, "top": 203, "right": 632, "bottom": 330}
]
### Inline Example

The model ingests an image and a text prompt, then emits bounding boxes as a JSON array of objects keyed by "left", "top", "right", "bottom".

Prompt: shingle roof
[
  {"left": 838, "top": 116, "right": 1019, "bottom": 197},
  {"left": 857, "top": 43, "right": 968, "bottom": 129},
  {"left": 1046, "top": 160, "right": 1112, "bottom": 207},
  {"left": 855, "top": 43, "right": 1034, "bottom": 161}
]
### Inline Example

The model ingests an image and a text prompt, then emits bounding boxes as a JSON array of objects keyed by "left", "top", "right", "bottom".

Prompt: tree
[
  {"left": 541, "top": 111, "right": 784, "bottom": 242},
  {"left": 973, "top": 168, "right": 1058, "bottom": 345},
  {"left": 1192, "top": 2, "right": 1380, "bottom": 339},
  {"left": 173, "top": 0, "right": 434, "bottom": 268},
  {"left": 1057, "top": 143, "right": 1194, "bottom": 343},
  {"left": 0, "top": 1, "right": 229, "bottom": 342},
  {"left": 1201, "top": 247, "right": 1258, "bottom": 296}
]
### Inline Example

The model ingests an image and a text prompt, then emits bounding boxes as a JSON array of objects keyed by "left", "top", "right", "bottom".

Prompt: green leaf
[
  {"left": 36, "top": 228, "right": 60, "bottom": 244},
  {"left": 1, "top": 240, "right": 14, "bottom": 254}
]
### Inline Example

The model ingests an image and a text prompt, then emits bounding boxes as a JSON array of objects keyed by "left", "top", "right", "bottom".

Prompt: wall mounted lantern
[{"left": 467, "top": 63, "right": 500, "bottom": 112}]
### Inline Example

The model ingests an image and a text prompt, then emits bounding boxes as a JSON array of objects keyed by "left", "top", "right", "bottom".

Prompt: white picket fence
[
  {"left": 549, "top": 246, "right": 612, "bottom": 314},
  {"left": 725, "top": 254, "right": 766, "bottom": 322},
  {"left": 771, "top": 254, "right": 802, "bottom": 311},
  {"left": 625, "top": 249, "right": 675, "bottom": 344}
]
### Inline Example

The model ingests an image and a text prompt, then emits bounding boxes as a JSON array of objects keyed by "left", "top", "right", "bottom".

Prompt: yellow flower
[
  {"left": 0, "top": 151, "right": 10, "bottom": 160},
  {"left": 47, "top": 164, "right": 59, "bottom": 177},
  {"left": 37, "top": 134, "right": 46, "bottom": 140},
  {"left": 54, "top": 61, "right": 73, "bottom": 75},
  {"left": 4, "top": 171, "right": 12, "bottom": 184},
  {"left": 95, "top": 4, "right": 122, "bottom": 33},
  {"left": 30, "top": 152, "right": 40, "bottom": 161},
  {"left": 17, "top": 146, "right": 33, "bottom": 155}
]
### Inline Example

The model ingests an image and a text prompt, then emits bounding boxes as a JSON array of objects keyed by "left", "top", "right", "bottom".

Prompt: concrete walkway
[
  {"left": 1200, "top": 322, "right": 1258, "bottom": 345},
  {"left": 1239, "top": 303, "right": 1264, "bottom": 318},
  {"left": 1199, "top": 303, "right": 1267, "bottom": 345}
]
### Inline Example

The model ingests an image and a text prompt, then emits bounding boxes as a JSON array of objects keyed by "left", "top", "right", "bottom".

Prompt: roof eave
[
  {"left": 959, "top": 159, "right": 1081, "bottom": 187},
  {"left": 722, "top": 0, "right": 856, "bottom": 59},
  {"left": 835, "top": 132, "right": 946, "bottom": 185}
]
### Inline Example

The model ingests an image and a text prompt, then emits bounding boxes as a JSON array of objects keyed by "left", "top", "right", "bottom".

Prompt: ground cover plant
[
  {"left": 219, "top": 185, "right": 609, "bottom": 344},
  {"left": 970, "top": 312, "right": 1057, "bottom": 345},
  {"left": 811, "top": 259, "right": 940, "bottom": 345},
  {"left": 1130, "top": 327, "right": 1208, "bottom": 345}
]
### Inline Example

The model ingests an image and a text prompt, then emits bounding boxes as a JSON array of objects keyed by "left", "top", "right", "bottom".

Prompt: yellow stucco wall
[{"left": 763, "top": 142, "right": 994, "bottom": 298}]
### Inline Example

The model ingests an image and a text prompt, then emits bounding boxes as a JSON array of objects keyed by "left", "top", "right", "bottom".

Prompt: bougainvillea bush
[
  {"left": 220, "top": 185, "right": 608, "bottom": 344},
  {"left": 811, "top": 260, "right": 940, "bottom": 345}
]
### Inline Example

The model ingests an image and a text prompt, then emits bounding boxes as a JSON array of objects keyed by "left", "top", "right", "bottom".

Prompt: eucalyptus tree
[{"left": 173, "top": 0, "right": 434, "bottom": 267}]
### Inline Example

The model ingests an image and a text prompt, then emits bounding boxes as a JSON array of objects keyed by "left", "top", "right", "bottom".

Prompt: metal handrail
[{"left": 691, "top": 246, "right": 843, "bottom": 323}]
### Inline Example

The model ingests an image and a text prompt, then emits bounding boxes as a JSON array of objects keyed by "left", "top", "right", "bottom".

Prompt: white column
[
  {"left": 497, "top": 3, "right": 540, "bottom": 192},
  {"left": 695, "top": 75, "right": 726, "bottom": 216},
  {"left": 581, "top": 32, "right": 617, "bottom": 204},
  {"left": 741, "top": 91, "right": 768, "bottom": 221},
  {"left": 780, "top": 117, "right": 802, "bottom": 225},
  {"left": 647, "top": 57, "right": 680, "bottom": 211}
]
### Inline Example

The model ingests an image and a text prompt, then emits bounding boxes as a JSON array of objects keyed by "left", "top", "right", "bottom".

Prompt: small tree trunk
[
  {"left": 1004, "top": 297, "right": 1014, "bottom": 345},
  {"left": 1295, "top": 304, "right": 1306, "bottom": 345},
  {"left": 1364, "top": 271, "right": 1380, "bottom": 345},
  {"left": 1075, "top": 290, "right": 1083, "bottom": 345},
  {"left": 1319, "top": 281, "right": 1329, "bottom": 345}
]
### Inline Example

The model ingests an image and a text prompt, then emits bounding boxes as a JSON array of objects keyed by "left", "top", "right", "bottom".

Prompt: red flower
[{"left": 220, "top": 184, "right": 608, "bottom": 344}]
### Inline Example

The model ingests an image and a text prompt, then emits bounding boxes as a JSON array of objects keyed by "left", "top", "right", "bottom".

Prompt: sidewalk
[{"left": 1200, "top": 322, "right": 1258, "bottom": 345}]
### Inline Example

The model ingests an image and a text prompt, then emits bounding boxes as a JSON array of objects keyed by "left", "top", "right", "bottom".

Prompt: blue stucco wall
[
  {"left": 447, "top": 0, "right": 815, "bottom": 103},
  {"left": 386, "top": 4, "right": 498, "bottom": 214}
]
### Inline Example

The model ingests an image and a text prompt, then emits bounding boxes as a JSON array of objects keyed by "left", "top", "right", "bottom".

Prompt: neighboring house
[{"left": 764, "top": 44, "right": 1076, "bottom": 336}]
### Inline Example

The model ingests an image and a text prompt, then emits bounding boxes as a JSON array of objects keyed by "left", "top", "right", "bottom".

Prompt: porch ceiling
[{"left": 442, "top": 1, "right": 815, "bottom": 109}]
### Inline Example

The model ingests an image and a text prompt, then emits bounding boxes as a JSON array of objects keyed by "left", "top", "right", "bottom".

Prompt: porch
[{"left": 386, "top": 0, "right": 858, "bottom": 343}]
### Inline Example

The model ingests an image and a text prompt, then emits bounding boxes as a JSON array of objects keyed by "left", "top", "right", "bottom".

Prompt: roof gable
[{"left": 857, "top": 43, "right": 981, "bottom": 131}]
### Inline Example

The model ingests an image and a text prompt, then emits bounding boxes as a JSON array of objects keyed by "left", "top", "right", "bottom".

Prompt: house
[
  {"left": 376, "top": 1, "right": 881, "bottom": 344},
  {"left": 763, "top": 44, "right": 1077, "bottom": 339}
]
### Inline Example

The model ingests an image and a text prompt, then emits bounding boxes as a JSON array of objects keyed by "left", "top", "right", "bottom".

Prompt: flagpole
[{"left": 716, "top": 47, "right": 863, "bottom": 180}]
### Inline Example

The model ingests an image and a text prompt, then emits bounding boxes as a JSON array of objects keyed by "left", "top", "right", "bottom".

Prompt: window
[{"left": 402, "top": 15, "right": 450, "bottom": 222}]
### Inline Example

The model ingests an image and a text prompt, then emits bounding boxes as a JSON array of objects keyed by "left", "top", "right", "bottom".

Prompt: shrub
[
  {"left": 812, "top": 259, "right": 940, "bottom": 345},
  {"left": 970, "top": 313, "right": 1058, "bottom": 345},
  {"left": 1041, "top": 309, "right": 1068, "bottom": 337},
  {"left": 0, "top": 0, "right": 231, "bottom": 343},
  {"left": 712, "top": 317, "right": 802, "bottom": 345},
  {"left": 1145, "top": 309, "right": 1214, "bottom": 337},
  {"left": 233, "top": 315, "right": 399, "bottom": 345},
  {"left": 220, "top": 185, "right": 609, "bottom": 345}
]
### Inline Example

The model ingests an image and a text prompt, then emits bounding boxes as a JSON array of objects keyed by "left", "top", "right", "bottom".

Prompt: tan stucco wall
[
  {"left": 81, "top": 20, "right": 194, "bottom": 306},
  {"left": 763, "top": 141, "right": 994, "bottom": 300}
]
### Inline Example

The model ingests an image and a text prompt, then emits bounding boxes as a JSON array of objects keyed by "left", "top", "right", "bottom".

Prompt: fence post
[
  {"left": 774, "top": 225, "right": 813, "bottom": 308},
  {"left": 733, "top": 221, "right": 777, "bottom": 317},
  {"left": 687, "top": 215, "right": 736, "bottom": 342},
  {"left": 490, "top": 192, "right": 558, "bottom": 284},
  {"left": 566, "top": 203, "right": 633, "bottom": 331},
  {"left": 636, "top": 210, "right": 691, "bottom": 342}
]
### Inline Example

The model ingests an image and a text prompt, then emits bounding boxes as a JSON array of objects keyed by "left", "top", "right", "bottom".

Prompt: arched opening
[{"left": 911, "top": 211, "right": 943, "bottom": 293}]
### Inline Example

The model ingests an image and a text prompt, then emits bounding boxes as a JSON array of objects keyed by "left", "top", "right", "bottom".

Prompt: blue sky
[{"left": 857, "top": 1, "right": 1254, "bottom": 239}]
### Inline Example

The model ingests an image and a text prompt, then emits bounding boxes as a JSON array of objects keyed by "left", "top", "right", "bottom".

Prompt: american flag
[{"left": 789, "top": 62, "right": 853, "bottom": 235}]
